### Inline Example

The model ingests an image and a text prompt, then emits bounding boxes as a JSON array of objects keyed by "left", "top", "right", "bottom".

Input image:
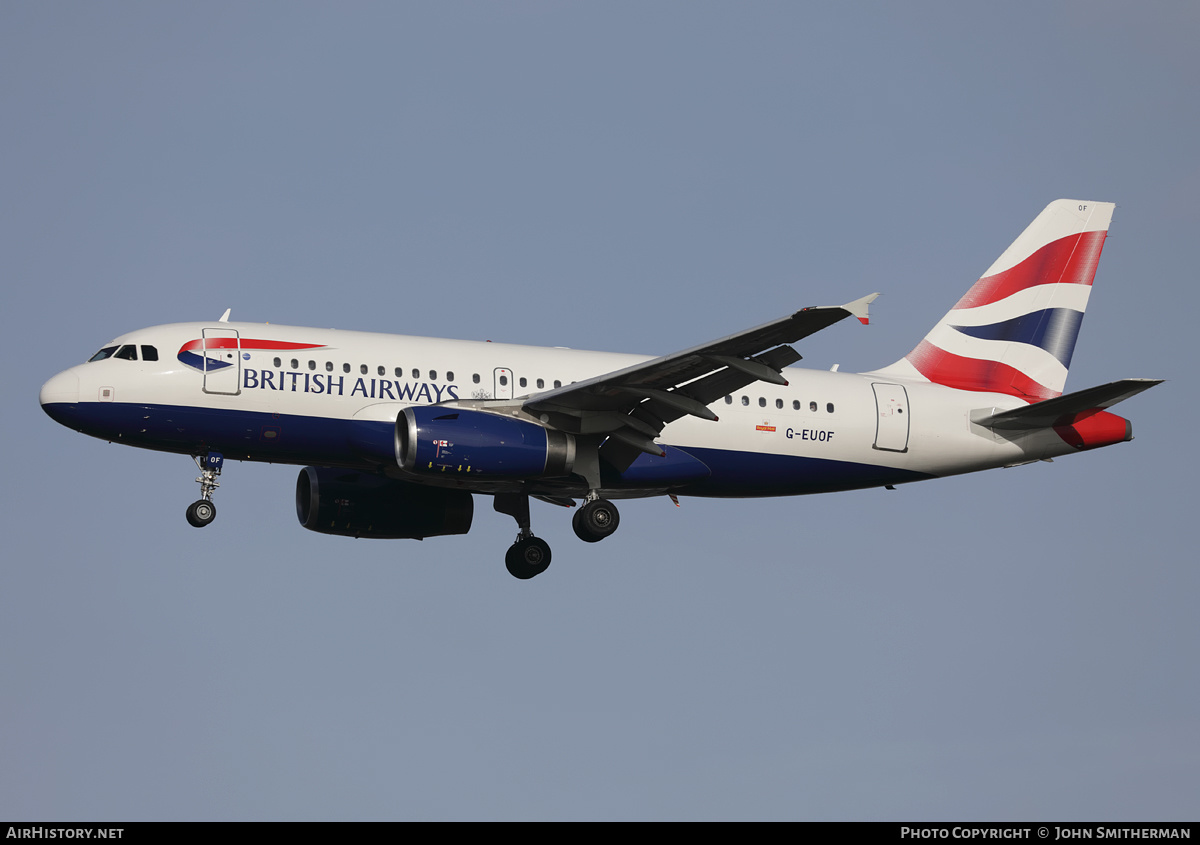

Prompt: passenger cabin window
[
  {"left": 536, "top": 378, "right": 544, "bottom": 389},
  {"left": 141, "top": 346, "right": 158, "bottom": 361},
  {"left": 446, "top": 371, "right": 454, "bottom": 381},
  {"left": 290, "top": 358, "right": 299, "bottom": 369},
  {"left": 308, "top": 360, "right": 316, "bottom": 370},
  {"left": 519, "top": 377, "right": 527, "bottom": 388},
  {"left": 360, "top": 364, "right": 368, "bottom": 374},
  {"left": 343, "top": 363, "right": 351, "bottom": 373},
  {"left": 793, "top": 400, "right": 800, "bottom": 410},
  {"left": 758, "top": 397, "right": 766, "bottom": 407},
  {"left": 378, "top": 366, "right": 385, "bottom": 376},
  {"left": 725, "top": 395, "right": 732, "bottom": 404},
  {"left": 554, "top": 380, "right": 561, "bottom": 388},
  {"left": 472, "top": 373, "right": 480, "bottom": 384},
  {"left": 326, "top": 361, "right": 334, "bottom": 372},
  {"left": 809, "top": 401, "right": 818, "bottom": 412},
  {"left": 776, "top": 399, "right": 783, "bottom": 409},
  {"left": 741, "top": 396, "right": 749, "bottom": 406},
  {"left": 88, "top": 347, "right": 118, "bottom": 362},
  {"left": 115, "top": 345, "right": 137, "bottom": 361},
  {"left": 273, "top": 357, "right": 282, "bottom": 368},
  {"left": 412, "top": 369, "right": 419, "bottom": 379},
  {"left": 827, "top": 403, "right": 835, "bottom": 413},
  {"left": 429, "top": 370, "right": 437, "bottom": 380}
]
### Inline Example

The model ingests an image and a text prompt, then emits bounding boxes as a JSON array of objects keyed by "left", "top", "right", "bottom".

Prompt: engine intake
[
  {"left": 396, "top": 407, "right": 575, "bottom": 478},
  {"left": 296, "top": 466, "right": 473, "bottom": 539}
]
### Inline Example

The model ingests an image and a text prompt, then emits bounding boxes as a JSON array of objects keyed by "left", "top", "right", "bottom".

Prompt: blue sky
[{"left": 2, "top": 3, "right": 1196, "bottom": 820}]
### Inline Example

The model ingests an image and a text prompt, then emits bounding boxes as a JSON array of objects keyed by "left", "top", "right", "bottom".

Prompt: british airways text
[{"left": 243, "top": 368, "right": 459, "bottom": 402}]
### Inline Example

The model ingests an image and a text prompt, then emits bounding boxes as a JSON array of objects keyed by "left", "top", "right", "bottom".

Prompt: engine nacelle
[
  {"left": 396, "top": 407, "right": 575, "bottom": 478},
  {"left": 296, "top": 466, "right": 473, "bottom": 539}
]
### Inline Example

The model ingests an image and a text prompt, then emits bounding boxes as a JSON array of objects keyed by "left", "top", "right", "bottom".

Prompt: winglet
[
  {"left": 843, "top": 293, "right": 880, "bottom": 325},
  {"left": 218, "top": 308, "right": 232, "bottom": 323}
]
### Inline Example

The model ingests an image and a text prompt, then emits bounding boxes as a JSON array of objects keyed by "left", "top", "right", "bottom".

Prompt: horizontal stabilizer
[{"left": 975, "top": 378, "right": 1162, "bottom": 430}]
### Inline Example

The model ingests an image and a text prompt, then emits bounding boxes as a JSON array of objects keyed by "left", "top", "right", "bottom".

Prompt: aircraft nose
[
  {"left": 40, "top": 369, "right": 80, "bottom": 425},
  {"left": 41, "top": 369, "right": 80, "bottom": 405}
]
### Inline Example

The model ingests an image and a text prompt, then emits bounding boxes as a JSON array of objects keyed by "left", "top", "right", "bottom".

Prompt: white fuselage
[{"left": 40, "top": 320, "right": 1076, "bottom": 500}]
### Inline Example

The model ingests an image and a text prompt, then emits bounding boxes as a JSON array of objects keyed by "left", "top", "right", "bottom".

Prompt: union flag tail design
[{"left": 876, "top": 200, "right": 1115, "bottom": 401}]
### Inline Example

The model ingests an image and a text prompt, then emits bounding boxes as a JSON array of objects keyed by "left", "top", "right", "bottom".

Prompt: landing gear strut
[
  {"left": 186, "top": 451, "right": 223, "bottom": 528},
  {"left": 494, "top": 492, "right": 551, "bottom": 579},
  {"left": 569, "top": 445, "right": 621, "bottom": 544}
]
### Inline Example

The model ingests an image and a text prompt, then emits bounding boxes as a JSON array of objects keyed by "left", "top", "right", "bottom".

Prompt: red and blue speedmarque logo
[{"left": 177, "top": 338, "right": 326, "bottom": 371}]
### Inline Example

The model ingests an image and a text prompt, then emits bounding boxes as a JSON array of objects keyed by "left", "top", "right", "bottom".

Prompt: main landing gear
[
  {"left": 494, "top": 491, "right": 621, "bottom": 579},
  {"left": 494, "top": 493, "right": 550, "bottom": 579},
  {"left": 572, "top": 495, "right": 620, "bottom": 543},
  {"left": 186, "top": 452, "right": 223, "bottom": 528},
  {"left": 505, "top": 536, "right": 552, "bottom": 580}
]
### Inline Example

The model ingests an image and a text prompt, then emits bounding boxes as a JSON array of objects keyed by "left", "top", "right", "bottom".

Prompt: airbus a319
[{"left": 40, "top": 200, "right": 1159, "bottom": 578}]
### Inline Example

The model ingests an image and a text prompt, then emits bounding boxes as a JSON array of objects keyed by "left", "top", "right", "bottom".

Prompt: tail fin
[{"left": 876, "top": 200, "right": 1115, "bottom": 401}]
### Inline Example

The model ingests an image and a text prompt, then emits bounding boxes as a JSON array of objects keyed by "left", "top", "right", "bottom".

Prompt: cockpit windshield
[{"left": 86, "top": 344, "right": 158, "bottom": 363}]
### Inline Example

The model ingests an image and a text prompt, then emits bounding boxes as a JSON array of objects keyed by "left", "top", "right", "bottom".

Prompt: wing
[{"left": 524, "top": 293, "right": 879, "bottom": 471}]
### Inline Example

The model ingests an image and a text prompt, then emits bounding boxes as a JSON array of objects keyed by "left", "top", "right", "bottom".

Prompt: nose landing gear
[
  {"left": 186, "top": 452, "right": 222, "bottom": 528},
  {"left": 186, "top": 499, "right": 216, "bottom": 528}
]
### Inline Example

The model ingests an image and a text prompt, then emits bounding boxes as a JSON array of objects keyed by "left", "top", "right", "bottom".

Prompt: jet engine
[
  {"left": 296, "top": 466, "right": 473, "bottom": 539},
  {"left": 396, "top": 407, "right": 575, "bottom": 478}
]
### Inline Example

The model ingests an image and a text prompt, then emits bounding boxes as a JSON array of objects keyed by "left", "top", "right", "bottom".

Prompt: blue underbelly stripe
[
  {"left": 43, "top": 401, "right": 933, "bottom": 495},
  {"left": 674, "top": 446, "right": 932, "bottom": 496}
]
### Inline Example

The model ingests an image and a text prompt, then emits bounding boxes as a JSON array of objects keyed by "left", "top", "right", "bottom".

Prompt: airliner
[{"left": 40, "top": 200, "right": 1159, "bottom": 578}]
